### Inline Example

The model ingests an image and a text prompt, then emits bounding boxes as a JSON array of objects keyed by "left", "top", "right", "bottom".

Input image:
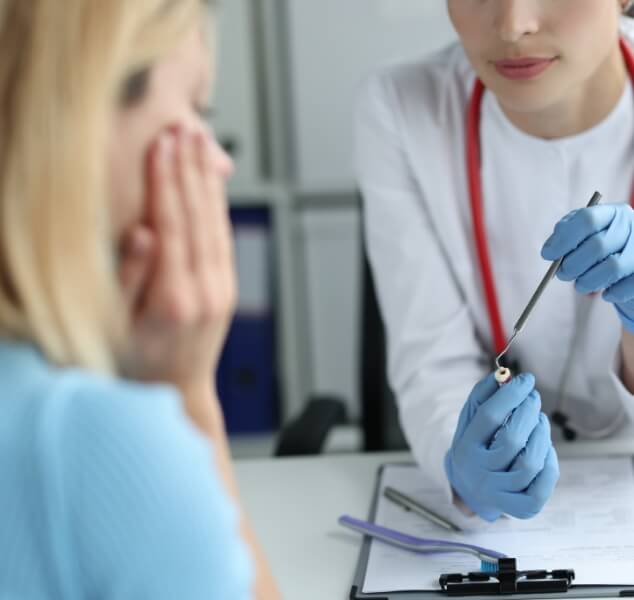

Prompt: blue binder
[{"left": 216, "top": 207, "right": 278, "bottom": 433}]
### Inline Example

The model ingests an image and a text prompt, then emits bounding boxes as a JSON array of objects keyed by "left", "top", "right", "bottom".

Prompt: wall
[
  {"left": 285, "top": 0, "right": 457, "bottom": 191},
  {"left": 214, "top": 0, "right": 262, "bottom": 185},
  {"left": 285, "top": 1, "right": 457, "bottom": 417}
]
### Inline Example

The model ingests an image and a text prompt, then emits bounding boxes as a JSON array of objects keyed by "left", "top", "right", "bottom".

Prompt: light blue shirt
[{"left": 0, "top": 339, "right": 253, "bottom": 599}]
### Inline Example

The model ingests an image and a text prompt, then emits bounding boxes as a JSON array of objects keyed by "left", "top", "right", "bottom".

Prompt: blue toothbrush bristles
[{"left": 480, "top": 559, "right": 498, "bottom": 573}]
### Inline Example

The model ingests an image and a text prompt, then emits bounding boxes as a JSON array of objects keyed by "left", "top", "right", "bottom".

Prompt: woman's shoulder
[
  {"left": 357, "top": 41, "right": 475, "bottom": 126},
  {"left": 0, "top": 339, "right": 181, "bottom": 438},
  {"left": 0, "top": 339, "right": 253, "bottom": 598},
  {"left": 0, "top": 338, "right": 206, "bottom": 491},
  {"left": 48, "top": 369, "right": 254, "bottom": 598}
]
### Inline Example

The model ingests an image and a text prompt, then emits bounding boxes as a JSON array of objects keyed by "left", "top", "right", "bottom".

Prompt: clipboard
[{"left": 349, "top": 462, "right": 634, "bottom": 600}]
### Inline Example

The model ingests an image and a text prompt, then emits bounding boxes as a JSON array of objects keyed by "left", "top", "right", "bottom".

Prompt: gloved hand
[
  {"left": 542, "top": 204, "right": 634, "bottom": 330},
  {"left": 444, "top": 373, "right": 559, "bottom": 522}
]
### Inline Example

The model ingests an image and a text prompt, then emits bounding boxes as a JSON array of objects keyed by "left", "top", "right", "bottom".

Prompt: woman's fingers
[
  {"left": 576, "top": 247, "right": 634, "bottom": 295},
  {"left": 487, "top": 413, "right": 552, "bottom": 493},
  {"left": 542, "top": 205, "right": 617, "bottom": 261},
  {"left": 204, "top": 135, "right": 234, "bottom": 269},
  {"left": 177, "top": 128, "right": 209, "bottom": 278},
  {"left": 497, "top": 446, "right": 560, "bottom": 519},
  {"left": 122, "top": 128, "right": 237, "bottom": 386},
  {"left": 485, "top": 390, "right": 541, "bottom": 471},
  {"left": 118, "top": 224, "right": 156, "bottom": 313},
  {"left": 150, "top": 134, "right": 186, "bottom": 268},
  {"left": 145, "top": 131, "right": 194, "bottom": 321},
  {"left": 199, "top": 132, "right": 237, "bottom": 317},
  {"left": 134, "top": 127, "right": 235, "bottom": 330},
  {"left": 464, "top": 373, "right": 536, "bottom": 448},
  {"left": 558, "top": 213, "right": 629, "bottom": 283}
]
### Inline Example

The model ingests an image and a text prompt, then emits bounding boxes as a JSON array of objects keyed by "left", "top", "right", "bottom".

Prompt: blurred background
[{"left": 213, "top": 0, "right": 457, "bottom": 458}]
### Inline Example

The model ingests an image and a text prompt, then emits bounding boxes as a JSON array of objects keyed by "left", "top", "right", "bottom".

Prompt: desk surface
[
  {"left": 236, "top": 451, "right": 401, "bottom": 599},
  {"left": 235, "top": 432, "right": 634, "bottom": 600}
]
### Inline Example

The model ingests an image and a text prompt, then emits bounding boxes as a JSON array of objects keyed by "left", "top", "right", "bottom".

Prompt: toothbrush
[{"left": 339, "top": 515, "right": 506, "bottom": 572}]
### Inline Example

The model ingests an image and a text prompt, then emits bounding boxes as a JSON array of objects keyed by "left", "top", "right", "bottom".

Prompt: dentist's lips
[{"left": 494, "top": 57, "right": 558, "bottom": 80}]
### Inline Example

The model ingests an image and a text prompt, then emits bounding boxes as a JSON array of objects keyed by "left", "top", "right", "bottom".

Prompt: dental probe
[{"left": 494, "top": 191, "right": 603, "bottom": 380}]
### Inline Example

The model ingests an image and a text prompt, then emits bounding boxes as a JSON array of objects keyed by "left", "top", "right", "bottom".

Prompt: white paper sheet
[{"left": 363, "top": 457, "right": 634, "bottom": 594}]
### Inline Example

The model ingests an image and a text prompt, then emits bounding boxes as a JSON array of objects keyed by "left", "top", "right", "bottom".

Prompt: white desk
[
  {"left": 236, "top": 451, "right": 403, "bottom": 598},
  {"left": 235, "top": 431, "right": 634, "bottom": 600}
]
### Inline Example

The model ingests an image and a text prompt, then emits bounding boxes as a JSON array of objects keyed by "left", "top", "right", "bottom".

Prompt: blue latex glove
[
  {"left": 444, "top": 373, "right": 560, "bottom": 522},
  {"left": 542, "top": 204, "right": 634, "bottom": 330}
]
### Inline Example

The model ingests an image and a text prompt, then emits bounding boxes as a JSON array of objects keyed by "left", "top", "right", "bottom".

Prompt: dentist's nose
[{"left": 494, "top": 0, "right": 540, "bottom": 43}]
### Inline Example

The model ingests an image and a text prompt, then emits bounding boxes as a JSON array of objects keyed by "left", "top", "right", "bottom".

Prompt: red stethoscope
[{"left": 466, "top": 38, "right": 634, "bottom": 439}]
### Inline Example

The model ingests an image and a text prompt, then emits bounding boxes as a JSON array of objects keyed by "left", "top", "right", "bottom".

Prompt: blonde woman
[{"left": 0, "top": 1, "right": 280, "bottom": 598}]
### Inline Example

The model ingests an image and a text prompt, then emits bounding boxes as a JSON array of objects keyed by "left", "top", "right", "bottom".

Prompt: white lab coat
[{"left": 356, "top": 20, "right": 634, "bottom": 499}]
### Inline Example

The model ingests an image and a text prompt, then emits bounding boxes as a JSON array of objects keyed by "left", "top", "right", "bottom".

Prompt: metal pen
[
  {"left": 495, "top": 190, "right": 603, "bottom": 369},
  {"left": 383, "top": 486, "right": 462, "bottom": 533}
]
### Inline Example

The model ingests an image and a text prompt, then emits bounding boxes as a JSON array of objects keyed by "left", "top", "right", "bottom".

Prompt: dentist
[{"left": 357, "top": 0, "right": 634, "bottom": 521}]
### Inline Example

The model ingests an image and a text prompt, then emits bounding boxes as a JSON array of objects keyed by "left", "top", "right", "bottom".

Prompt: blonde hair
[{"left": 0, "top": 0, "right": 204, "bottom": 372}]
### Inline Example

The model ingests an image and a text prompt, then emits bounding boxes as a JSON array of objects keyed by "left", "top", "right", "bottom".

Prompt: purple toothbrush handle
[{"left": 339, "top": 515, "right": 506, "bottom": 559}]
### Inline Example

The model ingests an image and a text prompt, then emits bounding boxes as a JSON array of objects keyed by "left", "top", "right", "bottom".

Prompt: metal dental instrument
[
  {"left": 494, "top": 191, "right": 603, "bottom": 370},
  {"left": 384, "top": 486, "right": 462, "bottom": 532}
]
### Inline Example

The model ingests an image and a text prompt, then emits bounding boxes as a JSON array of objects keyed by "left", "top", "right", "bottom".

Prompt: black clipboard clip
[{"left": 439, "top": 558, "right": 575, "bottom": 596}]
